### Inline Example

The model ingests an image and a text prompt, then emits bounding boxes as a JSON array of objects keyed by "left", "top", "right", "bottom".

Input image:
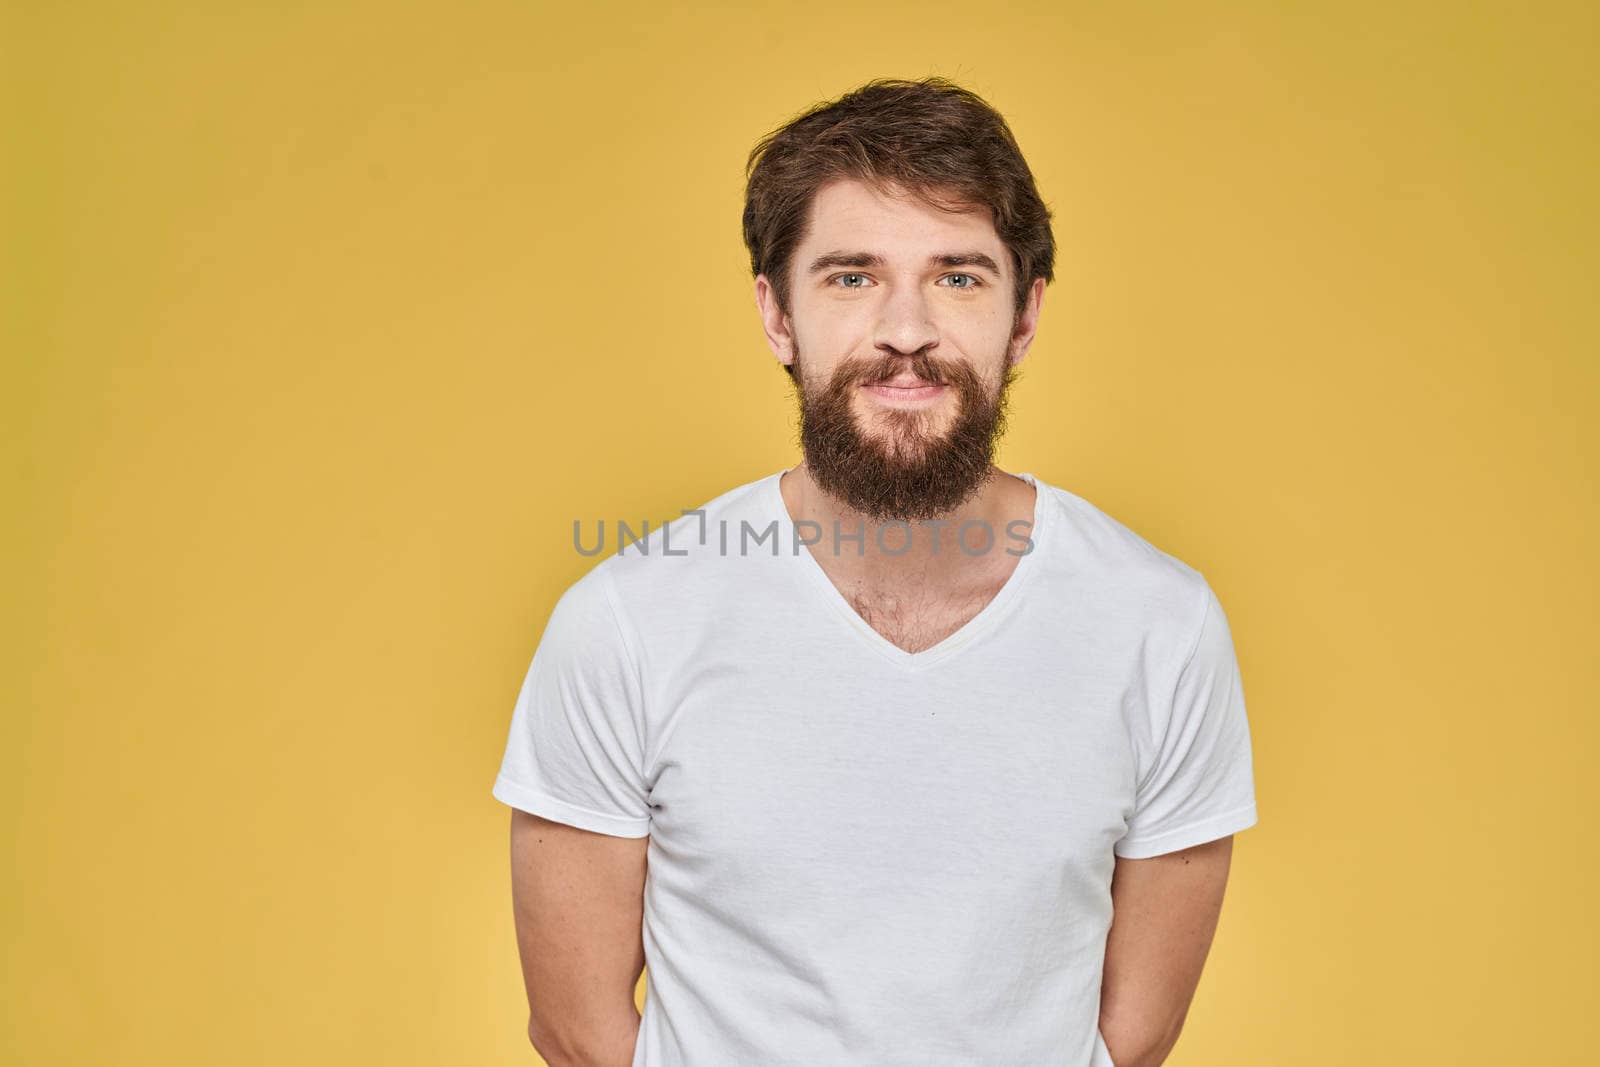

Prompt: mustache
[{"left": 841, "top": 351, "right": 963, "bottom": 387}]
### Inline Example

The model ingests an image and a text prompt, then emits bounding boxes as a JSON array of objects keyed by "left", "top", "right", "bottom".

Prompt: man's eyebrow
[
  {"left": 807, "top": 251, "right": 887, "bottom": 274},
  {"left": 930, "top": 251, "right": 1003, "bottom": 274},
  {"left": 805, "top": 251, "right": 1004, "bottom": 276}
]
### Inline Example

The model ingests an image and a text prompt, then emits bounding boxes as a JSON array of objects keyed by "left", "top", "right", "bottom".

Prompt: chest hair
[{"left": 847, "top": 576, "right": 1007, "bottom": 655}]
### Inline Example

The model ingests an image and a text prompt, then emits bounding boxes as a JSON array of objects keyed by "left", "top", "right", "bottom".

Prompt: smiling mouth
[{"left": 860, "top": 378, "right": 948, "bottom": 405}]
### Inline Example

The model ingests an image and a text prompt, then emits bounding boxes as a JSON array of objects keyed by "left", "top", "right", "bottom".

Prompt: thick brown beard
[{"left": 792, "top": 344, "right": 1019, "bottom": 523}]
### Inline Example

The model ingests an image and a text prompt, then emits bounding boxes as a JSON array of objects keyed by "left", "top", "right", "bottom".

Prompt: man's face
[{"left": 755, "top": 177, "right": 1044, "bottom": 522}]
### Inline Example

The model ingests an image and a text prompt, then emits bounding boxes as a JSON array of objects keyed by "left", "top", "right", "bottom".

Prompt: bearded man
[{"left": 493, "top": 76, "right": 1259, "bottom": 1067}]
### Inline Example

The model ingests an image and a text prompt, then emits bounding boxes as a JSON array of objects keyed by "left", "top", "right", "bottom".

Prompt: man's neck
[{"left": 776, "top": 461, "right": 1036, "bottom": 587}]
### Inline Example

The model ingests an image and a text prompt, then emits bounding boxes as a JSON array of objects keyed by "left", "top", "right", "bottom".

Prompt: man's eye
[
  {"left": 942, "top": 273, "right": 981, "bottom": 289},
  {"left": 832, "top": 273, "right": 871, "bottom": 288}
]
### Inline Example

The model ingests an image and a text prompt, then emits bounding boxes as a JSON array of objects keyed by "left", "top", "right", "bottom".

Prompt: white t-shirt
[{"left": 493, "top": 470, "right": 1258, "bottom": 1067}]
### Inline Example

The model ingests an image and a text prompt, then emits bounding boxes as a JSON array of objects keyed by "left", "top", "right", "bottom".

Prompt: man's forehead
[
  {"left": 806, "top": 179, "right": 992, "bottom": 235},
  {"left": 806, "top": 178, "right": 1004, "bottom": 265}
]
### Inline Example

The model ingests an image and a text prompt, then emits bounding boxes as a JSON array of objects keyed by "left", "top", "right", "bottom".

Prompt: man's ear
[
  {"left": 754, "top": 275, "right": 796, "bottom": 368},
  {"left": 1006, "top": 276, "right": 1047, "bottom": 369}
]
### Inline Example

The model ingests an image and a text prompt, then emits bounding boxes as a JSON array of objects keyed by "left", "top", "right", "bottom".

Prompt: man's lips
[
  {"left": 860, "top": 377, "right": 948, "bottom": 404},
  {"left": 866, "top": 374, "right": 942, "bottom": 388}
]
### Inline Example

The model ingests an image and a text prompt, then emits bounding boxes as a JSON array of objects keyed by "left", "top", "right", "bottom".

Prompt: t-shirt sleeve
[
  {"left": 1114, "top": 581, "right": 1258, "bottom": 859},
  {"left": 491, "top": 566, "right": 652, "bottom": 838}
]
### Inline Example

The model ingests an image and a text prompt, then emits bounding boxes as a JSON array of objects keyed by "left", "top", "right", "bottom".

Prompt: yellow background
[{"left": 6, "top": 2, "right": 1596, "bottom": 1063}]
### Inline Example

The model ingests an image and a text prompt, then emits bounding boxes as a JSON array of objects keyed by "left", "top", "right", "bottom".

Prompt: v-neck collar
[{"left": 761, "top": 468, "right": 1051, "bottom": 672}]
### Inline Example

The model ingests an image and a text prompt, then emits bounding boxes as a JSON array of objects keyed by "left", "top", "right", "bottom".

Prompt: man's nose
[{"left": 872, "top": 282, "right": 940, "bottom": 357}]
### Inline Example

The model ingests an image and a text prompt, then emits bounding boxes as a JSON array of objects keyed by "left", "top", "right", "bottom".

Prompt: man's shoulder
[
  {"left": 565, "top": 470, "right": 788, "bottom": 606},
  {"left": 1029, "top": 475, "right": 1211, "bottom": 625}
]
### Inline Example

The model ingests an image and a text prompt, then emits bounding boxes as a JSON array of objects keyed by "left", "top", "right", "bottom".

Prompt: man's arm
[
  {"left": 1098, "top": 834, "right": 1234, "bottom": 1067},
  {"left": 510, "top": 809, "right": 650, "bottom": 1067}
]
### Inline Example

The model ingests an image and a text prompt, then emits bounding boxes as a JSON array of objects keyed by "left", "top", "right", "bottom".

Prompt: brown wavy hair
[{"left": 742, "top": 76, "right": 1056, "bottom": 334}]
